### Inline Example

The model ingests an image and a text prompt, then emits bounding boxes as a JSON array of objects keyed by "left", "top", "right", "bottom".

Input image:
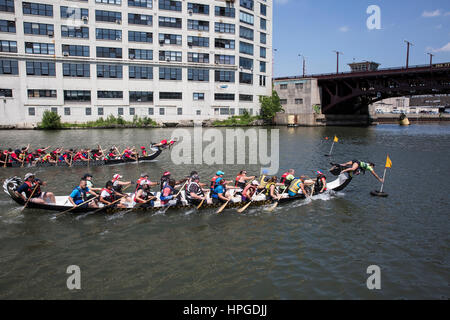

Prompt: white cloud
[
  {"left": 428, "top": 42, "right": 450, "bottom": 53},
  {"left": 422, "top": 9, "right": 442, "bottom": 17},
  {"left": 339, "top": 26, "right": 350, "bottom": 32}
]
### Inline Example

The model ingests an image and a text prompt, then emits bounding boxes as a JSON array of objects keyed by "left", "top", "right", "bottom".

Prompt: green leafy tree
[
  {"left": 39, "top": 110, "right": 62, "bottom": 129},
  {"left": 259, "top": 90, "right": 284, "bottom": 123}
]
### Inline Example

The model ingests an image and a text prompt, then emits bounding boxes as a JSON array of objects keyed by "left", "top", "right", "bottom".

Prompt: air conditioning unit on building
[
  {"left": 63, "top": 52, "right": 69, "bottom": 57},
  {"left": 188, "top": 9, "right": 193, "bottom": 15},
  {"left": 47, "top": 31, "right": 54, "bottom": 37},
  {"left": 82, "top": 16, "right": 89, "bottom": 22},
  {"left": 166, "top": 57, "right": 171, "bottom": 62}
]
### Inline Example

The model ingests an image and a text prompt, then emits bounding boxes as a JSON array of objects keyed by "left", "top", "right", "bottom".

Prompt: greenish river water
[{"left": 0, "top": 125, "right": 448, "bottom": 299}]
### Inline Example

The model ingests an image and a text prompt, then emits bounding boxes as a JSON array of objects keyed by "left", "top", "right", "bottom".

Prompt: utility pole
[
  {"left": 427, "top": 52, "right": 434, "bottom": 68},
  {"left": 298, "top": 54, "right": 306, "bottom": 77},
  {"left": 404, "top": 40, "right": 414, "bottom": 69},
  {"left": 333, "top": 51, "right": 343, "bottom": 74}
]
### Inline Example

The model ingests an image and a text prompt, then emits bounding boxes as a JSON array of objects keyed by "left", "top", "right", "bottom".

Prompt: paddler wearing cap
[
  {"left": 140, "top": 146, "right": 147, "bottom": 157},
  {"left": 210, "top": 171, "right": 233, "bottom": 192},
  {"left": 111, "top": 174, "right": 131, "bottom": 194},
  {"left": 15, "top": 173, "right": 56, "bottom": 204},
  {"left": 136, "top": 173, "right": 158, "bottom": 192},
  {"left": 83, "top": 173, "right": 102, "bottom": 193},
  {"left": 133, "top": 179, "right": 155, "bottom": 207},
  {"left": 159, "top": 171, "right": 187, "bottom": 191}
]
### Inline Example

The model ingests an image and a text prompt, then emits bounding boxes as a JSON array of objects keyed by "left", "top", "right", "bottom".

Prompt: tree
[
  {"left": 39, "top": 110, "right": 62, "bottom": 129},
  {"left": 259, "top": 90, "right": 284, "bottom": 123}
]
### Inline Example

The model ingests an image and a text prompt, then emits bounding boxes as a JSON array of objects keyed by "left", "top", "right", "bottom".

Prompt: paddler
[
  {"left": 211, "top": 177, "right": 232, "bottom": 204},
  {"left": 160, "top": 179, "right": 180, "bottom": 206},
  {"left": 280, "top": 169, "right": 295, "bottom": 191},
  {"left": 133, "top": 180, "right": 155, "bottom": 207},
  {"left": 340, "top": 160, "right": 384, "bottom": 183},
  {"left": 287, "top": 176, "right": 310, "bottom": 198},
  {"left": 235, "top": 170, "right": 256, "bottom": 189},
  {"left": 111, "top": 174, "right": 131, "bottom": 194},
  {"left": 82, "top": 173, "right": 102, "bottom": 193},
  {"left": 241, "top": 180, "right": 264, "bottom": 202},
  {"left": 160, "top": 171, "right": 187, "bottom": 191},
  {"left": 68, "top": 178, "right": 98, "bottom": 208},
  {"left": 140, "top": 146, "right": 147, "bottom": 157},
  {"left": 186, "top": 174, "right": 207, "bottom": 206},
  {"left": 100, "top": 181, "right": 127, "bottom": 208},
  {"left": 315, "top": 171, "right": 327, "bottom": 194},
  {"left": 264, "top": 176, "right": 285, "bottom": 201},
  {"left": 15, "top": 173, "right": 56, "bottom": 204}
]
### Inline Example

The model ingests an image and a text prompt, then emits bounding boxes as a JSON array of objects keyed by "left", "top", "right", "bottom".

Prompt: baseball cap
[
  {"left": 113, "top": 174, "right": 123, "bottom": 180},
  {"left": 161, "top": 139, "right": 168, "bottom": 144},
  {"left": 140, "top": 146, "right": 146, "bottom": 149},
  {"left": 163, "top": 171, "right": 171, "bottom": 176},
  {"left": 24, "top": 173, "right": 35, "bottom": 180},
  {"left": 316, "top": 171, "right": 324, "bottom": 175},
  {"left": 140, "top": 179, "right": 151, "bottom": 186},
  {"left": 251, "top": 180, "right": 260, "bottom": 186},
  {"left": 216, "top": 171, "right": 225, "bottom": 176}
]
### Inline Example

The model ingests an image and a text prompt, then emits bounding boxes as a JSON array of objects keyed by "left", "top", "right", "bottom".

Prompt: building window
[
  {"left": 0, "top": 88, "right": 12, "bottom": 97},
  {"left": 51, "top": 107, "right": 57, "bottom": 114},
  {"left": 159, "top": 108, "right": 165, "bottom": 115},
  {"left": 96, "top": 0, "right": 122, "bottom": 4},
  {"left": 25, "top": 42, "right": 54, "bottom": 55},
  {"left": 61, "top": 6, "right": 88, "bottom": 19},
  {"left": 260, "top": 3, "right": 267, "bottom": 16},
  {"left": 85, "top": 107, "right": 92, "bottom": 116},
  {"left": 193, "top": 93, "right": 204, "bottom": 100},
  {"left": 64, "top": 107, "right": 71, "bottom": 116},
  {"left": 28, "top": 89, "right": 57, "bottom": 98},
  {"left": 239, "top": 94, "right": 253, "bottom": 102},
  {"left": 130, "top": 91, "right": 153, "bottom": 102},
  {"left": 148, "top": 107, "right": 154, "bottom": 115},
  {"left": 0, "top": 20, "right": 16, "bottom": 33},
  {"left": 23, "top": 22, "right": 54, "bottom": 36},
  {"left": 215, "top": 70, "right": 235, "bottom": 83},
  {"left": 295, "top": 83, "right": 304, "bottom": 90},
  {"left": 260, "top": 18, "right": 267, "bottom": 30},
  {"left": 61, "top": 25, "right": 89, "bottom": 39},
  {"left": 260, "top": 61, "right": 266, "bottom": 73},
  {"left": 0, "top": 0, "right": 14, "bottom": 13},
  {"left": 239, "top": 57, "right": 253, "bottom": 70},
  {"left": 260, "top": 33, "right": 267, "bottom": 44},
  {"left": 159, "top": 33, "right": 181, "bottom": 45},
  {"left": 0, "top": 60, "right": 18, "bottom": 75},
  {"left": 187, "top": 36, "right": 209, "bottom": 48},
  {"left": 23, "top": 2, "right": 53, "bottom": 17},
  {"left": 188, "top": 52, "right": 209, "bottom": 63},
  {"left": 129, "top": 66, "right": 153, "bottom": 79},
  {"left": 214, "top": 22, "right": 234, "bottom": 33},
  {"left": 0, "top": 40, "right": 17, "bottom": 53},
  {"left": 260, "top": 47, "right": 267, "bottom": 58},
  {"left": 188, "top": 68, "right": 209, "bottom": 81},
  {"left": 240, "top": 0, "right": 254, "bottom": 11},
  {"left": 128, "top": 13, "right": 152, "bottom": 25},
  {"left": 188, "top": 19, "right": 209, "bottom": 31},
  {"left": 95, "top": 10, "right": 121, "bottom": 23},
  {"left": 239, "top": 72, "right": 253, "bottom": 84},
  {"left": 215, "top": 6, "right": 235, "bottom": 18},
  {"left": 295, "top": 99, "right": 304, "bottom": 105},
  {"left": 128, "top": 0, "right": 152, "bottom": 9},
  {"left": 96, "top": 46, "right": 122, "bottom": 58},
  {"left": 240, "top": 26, "right": 254, "bottom": 40},
  {"left": 96, "top": 28, "right": 122, "bottom": 41},
  {"left": 118, "top": 107, "right": 123, "bottom": 116},
  {"left": 159, "top": 0, "right": 181, "bottom": 11},
  {"left": 240, "top": 11, "right": 254, "bottom": 25},
  {"left": 62, "top": 44, "right": 89, "bottom": 57},
  {"left": 130, "top": 107, "right": 135, "bottom": 115},
  {"left": 129, "top": 31, "right": 153, "bottom": 43},
  {"left": 97, "top": 91, "right": 123, "bottom": 99},
  {"left": 259, "top": 75, "right": 266, "bottom": 87},
  {"left": 159, "top": 16, "right": 182, "bottom": 28},
  {"left": 28, "top": 107, "right": 35, "bottom": 116},
  {"left": 159, "top": 50, "right": 182, "bottom": 62},
  {"left": 64, "top": 90, "right": 91, "bottom": 102},
  {"left": 177, "top": 107, "right": 182, "bottom": 115},
  {"left": 215, "top": 39, "right": 235, "bottom": 49},
  {"left": 240, "top": 41, "right": 253, "bottom": 55},
  {"left": 159, "top": 92, "right": 182, "bottom": 100},
  {"left": 97, "top": 64, "right": 123, "bottom": 78},
  {"left": 129, "top": 49, "right": 153, "bottom": 60},
  {"left": 280, "top": 99, "right": 288, "bottom": 105},
  {"left": 188, "top": 3, "right": 209, "bottom": 15},
  {"left": 159, "top": 67, "right": 182, "bottom": 80},
  {"left": 215, "top": 54, "right": 235, "bottom": 65},
  {"left": 280, "top": 84, "right": 288, "bottom": 89},
  {"left": 215, "top": 93, "right": 235, "bottom": 101},
  {"left": 63, "top": 63, "right": 90, "bottom": 77},
  {"left": 98, "top": 107, "right": 104, "bottom": 116},
  {"left": 26, "top": 61, "right": 56, "bottom": 76}
]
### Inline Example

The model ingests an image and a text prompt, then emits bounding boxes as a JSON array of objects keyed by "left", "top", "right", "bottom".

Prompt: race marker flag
[
  {"left": 334, "top": 136, "right": 339, "bottom": 143},
  {"left": 385, "top": 155, "right": 392, "bottom": 168}
]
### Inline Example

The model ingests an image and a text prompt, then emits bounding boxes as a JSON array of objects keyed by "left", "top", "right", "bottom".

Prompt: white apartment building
[{"left": 0, "top": 0, "right": 272, "bottom": 127}]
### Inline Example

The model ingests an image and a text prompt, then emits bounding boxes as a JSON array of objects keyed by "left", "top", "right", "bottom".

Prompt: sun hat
[
  {"left": 24, "top": 173, "right": 35, "bottom": 180},
  {"left": 216, "top": 171, "right": 225, "bottom": 176}
]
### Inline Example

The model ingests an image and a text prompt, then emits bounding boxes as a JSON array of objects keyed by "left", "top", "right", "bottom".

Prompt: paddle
[
  {"left": 22, "top": 184, "right": 39, "bottom": 210},
  {"left": 3, "top": 153, "right": 8, "bottom": 167},
  {"left": 216, "top": 198, "right": 231, "bottom": 214},
  {"left": 89, "top": 184, "right": 133, "bottom": 214},
  {"left": 237, "top": 188, "right": 265, "bottom": 214},
  {"left": 55, "top": 195, "right": 99, "bottom": 218},
  {"left": 69, "top": 153, "right": 73, "bottom": 167},
  {"left": 267, "top": 187, "right": 288, "bottom": 212},
  {"left": 195, "top": 190, "right": 211, "bottom": 210},
  {"left": 122, "top": 196, "right": 156, "bottom": 215}
]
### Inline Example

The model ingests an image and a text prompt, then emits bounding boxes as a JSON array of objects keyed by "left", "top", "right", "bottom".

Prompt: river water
[{"left": 0, "top": 125, "right": 448, "bottom": 299}]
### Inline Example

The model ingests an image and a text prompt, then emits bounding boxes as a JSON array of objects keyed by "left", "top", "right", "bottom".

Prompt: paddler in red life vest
[
  {"left": 136, "top": 173, "right": 158, "bottom": 192},
  {"left": 315, "top": 171, "right": 327, "bottom": 193},
  {"left": 210, "top": 171, "right": 233, "bottom": 192},
  {"left": 100, "top": 181, "right": 127, "bottom": 208},
  {"left": 133, "top": 180, "right": 156, "bottom": 207},
  {"left": 280, "top": 169, "right": 295, "bottom": 191},
  {"left": 140, "top": 146, "right": 147, "bottom": 157},
  {"left": 15, "top": 173, "right": 56, "bottom": 204},
  {"left": 235, "top": 170, "right": 256, "bottom": 190}
]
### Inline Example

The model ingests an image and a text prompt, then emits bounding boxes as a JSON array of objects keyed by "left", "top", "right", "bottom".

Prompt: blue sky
[{"left": 273, "top": 0, "right": 450, "bottom": 77}]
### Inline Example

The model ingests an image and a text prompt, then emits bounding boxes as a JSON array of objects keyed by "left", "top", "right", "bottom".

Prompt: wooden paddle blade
[
  {"left": 196, "top": 199, "right": 205, "bottom": 209},
  {"left": 237, "top": 201, "right": 252, "bottom": 213},
  {"left": 267, "top": 201, "right": 279, "bottom": 212},
  {"left": 216, "top": 200, "right": 229, "bottom": 214}
]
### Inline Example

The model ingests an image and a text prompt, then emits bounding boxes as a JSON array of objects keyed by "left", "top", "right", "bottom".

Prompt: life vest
[
  {"left": 265, "top": 182, "right": 276, "bottom": 197},
  {"left": 235, "top": 175, "right": 246, "bottom": 189},
  {"left": 72, "top": 186, "right": 87, "bottom": 203},
  {"left": 242, "top": 184, "right": 256, "bottom": 199},
  {"left": 186, "top": 182, "right": 203, "bottom": 200},
  {"left": 211, "top": 184, "right": 225, "bottom": 200},
  {"left": 315, "top": 175, "right": 327, "bottom": 192},
  {"left": 160, "top": 176, "right": 170, "bottom": 191},
  {"left": 136, "top": 178, "right": 145, "bottom": 191},
  {"left": 160, "top": 185, "right": 174, "bottom": 205},
  {"left": 280, "top": 172, "right": 289, "bottom": 185},
  {"left": 210, "top": 176, "right": 219, "bottom": 190},
  {"left": 288, "top": 179, "right": 302, "bottom": 195},
  {"left": 133, "top": 186, "right": 149, "bottom": 203},
  {"left": 112, "top": 178, "right": 122, "bottom": 193},
  {"left": 24, "top": 180, "right": 41, "bottom": 198},
  {"left": 101, "top": 188, "right": 114, "bottom": 203}
]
